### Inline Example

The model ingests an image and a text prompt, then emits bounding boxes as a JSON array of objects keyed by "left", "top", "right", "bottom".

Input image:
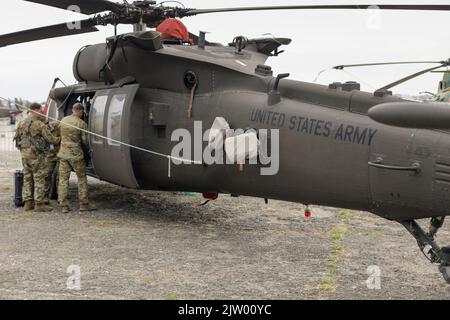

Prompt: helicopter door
[
  {"left": 89, "top": 85, "right": 140, "bottom": 188},
  {"left": 368, "top": 128, "right": 429, "bottom": 217}
]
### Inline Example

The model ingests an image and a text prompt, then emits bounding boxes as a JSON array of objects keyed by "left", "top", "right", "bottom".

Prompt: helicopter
[
  {"left": 0, "top": 108, "right": 18, "bottom": 119},
  {"left": 436, "top": 71, "right": 450, "bottom": 102},
  {"left": 0, "top": 102, "right": 23, "bottom": 119},
  {"left": 2, "top": 0, "right": 450, "bottom": 284}
]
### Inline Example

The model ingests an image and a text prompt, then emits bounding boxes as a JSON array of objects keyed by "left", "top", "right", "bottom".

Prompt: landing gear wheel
[
  {"left": 439, "top": 265, "right": 450, "bottom": 284},
  {"left": 400, "top": 219, "right": 450, "bottom": 284}
]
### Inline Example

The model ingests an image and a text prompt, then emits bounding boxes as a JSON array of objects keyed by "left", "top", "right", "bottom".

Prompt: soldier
[
  {"left": 43, "top": 120, "right": 60, "bottom": 204},
  {"left": 58, "top": 103, "right": 96, "bottom": 213},
  {"left": 14, "top": 103, "right": 61, "bottom": 212}
]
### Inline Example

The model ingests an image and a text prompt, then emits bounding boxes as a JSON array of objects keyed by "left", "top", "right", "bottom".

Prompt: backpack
[{"left": 14, "top": 117, "right": 49, "bottom": 153}]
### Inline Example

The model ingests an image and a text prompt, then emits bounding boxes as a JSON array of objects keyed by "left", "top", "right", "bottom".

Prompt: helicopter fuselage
[{"left": 48, "top": 32, "right": 450, "bottom": 221}]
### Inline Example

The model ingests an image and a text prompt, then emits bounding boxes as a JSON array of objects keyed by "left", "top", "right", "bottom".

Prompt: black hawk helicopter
[
  {"left": 0, "top": 98, "right": 23, "bottom": 119},
  {"left": 2, "top": 0, "right": 450, "bottom": 283},
  {"left": 0, "top": 107, "right": 19, "bottom": 119}
]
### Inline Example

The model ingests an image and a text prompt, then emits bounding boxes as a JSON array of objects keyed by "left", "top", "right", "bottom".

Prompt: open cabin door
[{"left": 89, "top": 84, "right": 140, "bottom": 188}]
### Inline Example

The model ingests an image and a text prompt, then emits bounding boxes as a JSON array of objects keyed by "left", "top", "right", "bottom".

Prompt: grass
[
  {"left": 331, "top": 222, "right": 348, "bottom": 241},
  {"left": 319, "top": 210, "right": 352, "bottom": 293},
  {"left": 337, "top": 210, "right": 353, "bottom": 220},
  {"left": 319, "top": 273, "right": 336, "bottom": 292},
  {"left": 163, "top": 293, "right": 178, "bottom": 300}
]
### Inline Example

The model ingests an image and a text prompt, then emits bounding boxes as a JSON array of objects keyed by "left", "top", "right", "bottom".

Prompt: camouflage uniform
[
  {"left": 14, "top": 114, "right": 61, "bottom": 205},
  {"left": 43, "top": 121, "right": 60, "bottom": 203},
  {"left": 57, "top": 115, "right": 89, "bottom": 207}
]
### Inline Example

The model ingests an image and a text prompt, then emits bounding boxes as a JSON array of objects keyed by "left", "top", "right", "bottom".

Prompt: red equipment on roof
[{"left": 156, "top": 18, "right": 193, "bottom": 44}]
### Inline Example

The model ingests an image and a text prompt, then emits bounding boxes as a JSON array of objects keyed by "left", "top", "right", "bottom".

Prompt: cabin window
[
  {"left": 107, "top": 94, "right": 126, "bottom": 146},
  {"left": 91, "top": 95, "right": 108, "bottom": 144}
]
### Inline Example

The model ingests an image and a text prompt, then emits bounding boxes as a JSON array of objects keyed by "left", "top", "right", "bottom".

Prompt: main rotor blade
[
  {"left": 378, "top": 64, "right": 448, "bottom": 91},
  {"left": 431, "top": 70, "right": 450, "bottom": 73},
  {"left": 24, "top": 0, "right": 123, "bottom": 15},
  {"left": 334, "top": 61, "right": 445, "bottom": 70},
  {"left": 182, "top": 5, "right": 450, "bottom": 17},
  {"left": 0, "top": 19, "right": 99, "bottom": 48}
]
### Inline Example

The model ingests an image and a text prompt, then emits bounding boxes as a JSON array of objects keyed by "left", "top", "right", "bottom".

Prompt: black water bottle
[{"left": 14, "top": 170, "right": 24, "bottom": 207}]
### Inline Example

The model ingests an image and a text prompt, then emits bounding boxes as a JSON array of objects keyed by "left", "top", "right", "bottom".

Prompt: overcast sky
[{"left": 0, "top": 0, "right": 449, "bottom": 102}]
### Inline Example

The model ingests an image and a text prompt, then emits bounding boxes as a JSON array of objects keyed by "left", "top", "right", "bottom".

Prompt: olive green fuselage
[{"left": 49, "top": 38, "right": 450, "bottom": 221}]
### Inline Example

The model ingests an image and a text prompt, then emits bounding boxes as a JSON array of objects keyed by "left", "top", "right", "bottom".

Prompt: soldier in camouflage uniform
[
  {"left": 58, "top": 103, "right": 96, "bottom": 213},
  {"left": 14, "top": 103, "right": 61, "bottom": 212},
  {"left": 43, "top": 120, "right": 60, "bottom": 204}
]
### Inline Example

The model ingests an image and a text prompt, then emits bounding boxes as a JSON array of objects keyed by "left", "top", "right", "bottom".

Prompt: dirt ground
[{"left": 0, "top": 151, "right": 449, "bottom": 300}]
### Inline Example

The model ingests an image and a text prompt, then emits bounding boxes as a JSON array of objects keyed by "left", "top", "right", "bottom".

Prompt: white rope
[{"left": 1, "top": 96, "right": 202, "bottom": 177}]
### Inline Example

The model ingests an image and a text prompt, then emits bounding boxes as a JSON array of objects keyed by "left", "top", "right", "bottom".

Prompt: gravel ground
[{"left": 0, "top": 151, "right": 449, "bottom": 300}]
